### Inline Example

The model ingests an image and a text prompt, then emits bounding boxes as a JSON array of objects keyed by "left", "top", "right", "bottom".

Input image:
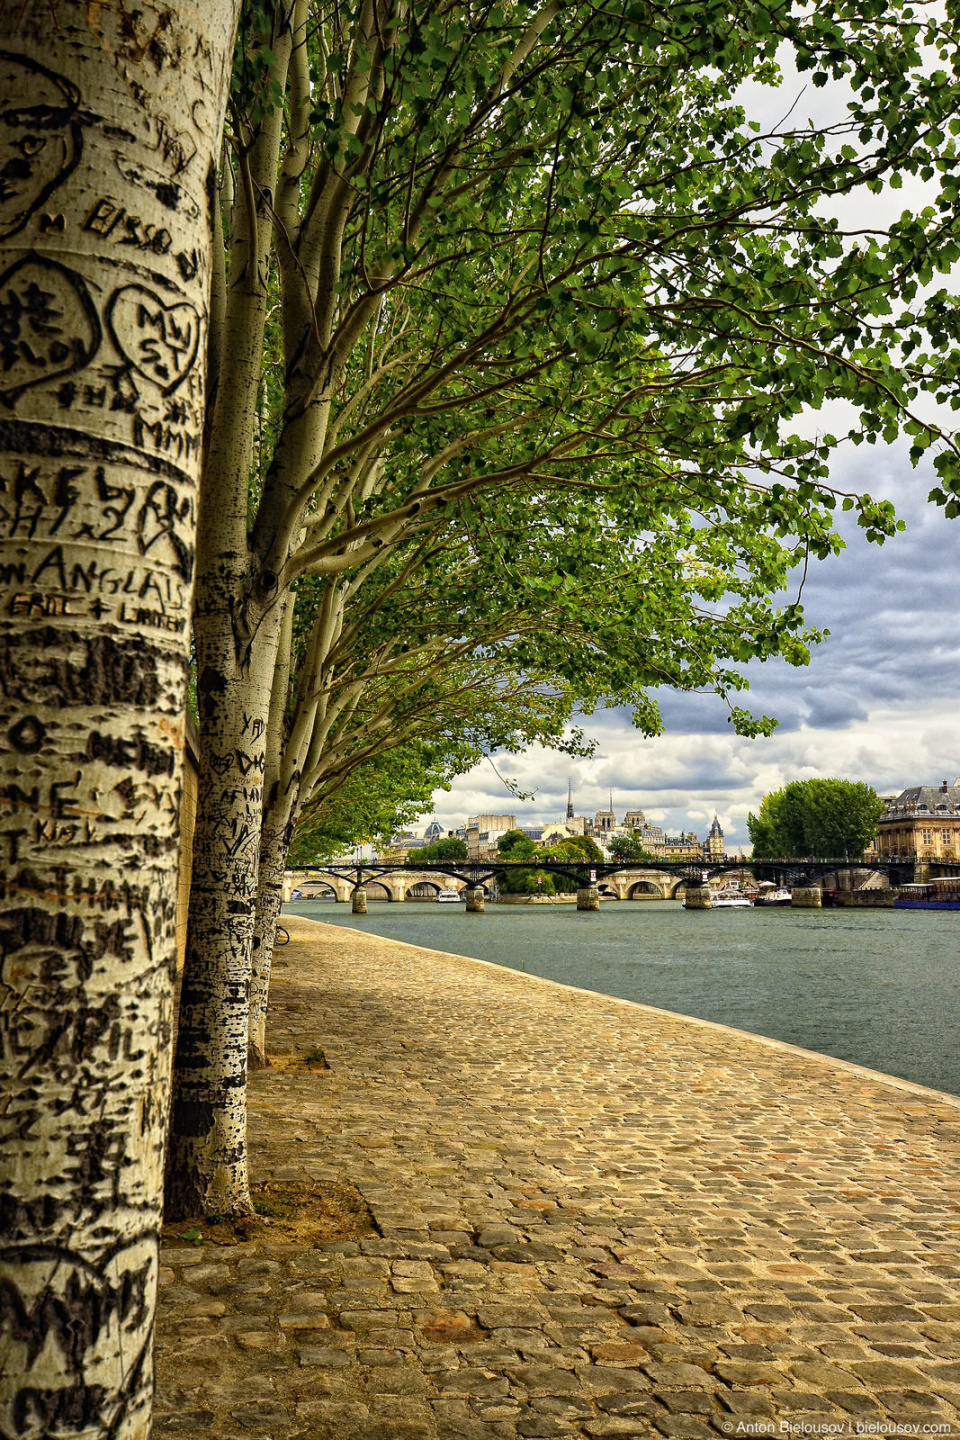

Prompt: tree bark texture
[
  {"left": 248, "top": 819, "right": 290, "bottom": 1070},
  {"left": 0, "top": 5, "right": 238, "bottom": 1437},
  {"left": 163, "top": 68, "right": 292, "bottom": 1207},
  {"left": 164, "top": 10, "right": 326, "bottom": 1213},
  {"left": 164, "top": 609, "right": 283, "bottom": 1213}
]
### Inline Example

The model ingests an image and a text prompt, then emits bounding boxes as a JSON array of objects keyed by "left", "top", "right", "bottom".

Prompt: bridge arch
[
  {"left": 294, "top": 880, "right": 338, "bottom": 901},
  {"left": 364, "top": 879, "right": 398, "bottom": 901},
  {"left": 669, "top": 876, "right": 697, "bottom": 900},
  {"left": 626, "top": 879, "right": 664, "bottom": 899},
  {"left": 406, "top": 880, "right": 444, "bottom": 899},
  {"left": 286, "top": 871, "right": 352, "bottom": 903}
]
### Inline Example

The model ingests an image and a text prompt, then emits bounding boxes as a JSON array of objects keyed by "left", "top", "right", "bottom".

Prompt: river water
[{"left": 285, "top": 898, "right": 960, "bottom": 1097}]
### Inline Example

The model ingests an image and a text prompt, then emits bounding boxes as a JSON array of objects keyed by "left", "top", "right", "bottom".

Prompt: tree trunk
[
  {"left": 248, "top": 817, "right": 292, "bottom": 1070},
  {"left": 162, "top": 9, "right": 304, "bottom": 1219},
  {"left": 164, "top": 610, "right": 283, "bottom": 1216},
  {"left": 0, "top": 4, "right": 238, "bottom": 1437}
]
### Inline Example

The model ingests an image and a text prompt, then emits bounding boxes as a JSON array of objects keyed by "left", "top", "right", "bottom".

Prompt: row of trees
[{"left": 6, "top": 1, "right": 960, "bottom": 1433}]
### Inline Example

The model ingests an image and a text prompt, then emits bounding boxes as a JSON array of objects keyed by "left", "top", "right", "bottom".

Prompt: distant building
[
  {"left": 467, "top": 814, "right": 516, "bottom": 832},
  {"left": 552, "top": 784, "right": 591, "bottom": 837},
  {"left": 466, "top": 814, "right": 517, "bottom": 860},
  {"left": 875, "top": 781, "right": 960, "bottom": 861},
  {"left": 460, "top": 794, "right": 723, "bottom": 865},
  {"left": 423, "top": 820, "right": 444, "bottom": 841},
  {"left": 380, "top": 832, "right": 424, "bottom": 861},
  {"left": 703, "top": 815, "right": 725, "bottom": 861},
  {"left": 594, "top": 791, "right": 617, "bottom": 835},
  {"left": 639, "top": 825, "right": 665, "bottom": 856}
]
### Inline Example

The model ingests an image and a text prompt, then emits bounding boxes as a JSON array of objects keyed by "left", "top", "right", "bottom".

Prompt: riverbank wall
[
  {"left": 155, "top": 916, "right": 960, "bottom": 1440},
  {"left": 825, "top": 888, "right": 896, "bottom": 907}
]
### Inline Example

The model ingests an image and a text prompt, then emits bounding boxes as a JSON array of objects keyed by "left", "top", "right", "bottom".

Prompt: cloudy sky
[
  {"left": 418, "top": 443, "right": 960, "bottom": 851},
  {"left": 415, "top": 46, "right": 960, "bottom": 851}
]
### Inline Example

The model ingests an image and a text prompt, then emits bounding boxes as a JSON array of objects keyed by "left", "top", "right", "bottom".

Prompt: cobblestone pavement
[{"left": 156, "top": 917, "right": 960, "bottom": 1440}]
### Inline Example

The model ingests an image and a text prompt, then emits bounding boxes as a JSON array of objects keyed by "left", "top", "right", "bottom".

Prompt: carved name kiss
[{"left": 106, "top": 285, "right": 200, "bottom": 394}]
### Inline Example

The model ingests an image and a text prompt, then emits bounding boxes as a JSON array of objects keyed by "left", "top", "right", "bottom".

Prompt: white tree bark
[
  {"left": 163, "top": 11, "right": 302, "bottom": 1217},
  {"left": 0, "top": 5, "right": 238, "bottom": 1436}
]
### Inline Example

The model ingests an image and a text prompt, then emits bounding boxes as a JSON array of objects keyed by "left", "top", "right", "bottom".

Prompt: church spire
[{"left": 566, "top": 780, "right": 574, "bottom": 820}]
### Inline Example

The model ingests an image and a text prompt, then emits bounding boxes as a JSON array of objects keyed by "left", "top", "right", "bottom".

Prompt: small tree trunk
[
  {"left": 248, "top": 818, "right": 292, "bottom": 1069},
  {"left": 163, "top": 11, "right": 300, "bottom": 1219},
  {"left": 164, "top": 614, "right": 282, "bottom": 1218},
  {"left": 0, "top": 4, "right": 238, "bottom": 1437}
]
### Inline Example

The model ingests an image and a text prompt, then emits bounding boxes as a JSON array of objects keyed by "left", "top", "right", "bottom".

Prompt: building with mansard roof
[{"left": 875, "top": 780, "right": 960, "bottom": 861}]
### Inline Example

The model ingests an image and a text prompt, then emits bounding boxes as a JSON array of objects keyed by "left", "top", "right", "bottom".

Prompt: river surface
[{"left": 284, "top": 898, "right": 960, "bottom": 1097}]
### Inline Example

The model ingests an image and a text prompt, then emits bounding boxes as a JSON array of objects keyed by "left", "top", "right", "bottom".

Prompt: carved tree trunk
[
  {"left": 164, "top": 611, "right": 283, "bottom": 1214},
  {"left": 0, "top": 5, "right": 238, "bottom": 1438},
  {"left": 248, "top": 816, "right": 293, "bottom": 1070},
  {"left": 161, "top": 12, "right": 300, "bottom": 1219}
]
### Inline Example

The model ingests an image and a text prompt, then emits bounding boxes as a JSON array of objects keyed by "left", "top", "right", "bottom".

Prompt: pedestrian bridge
[{"left": 283, "top": 864, "right": 740, "bottom": 904}]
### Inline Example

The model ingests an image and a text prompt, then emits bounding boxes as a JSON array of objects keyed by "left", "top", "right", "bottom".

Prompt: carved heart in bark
[
  {"left": 106, "top": 284, "right": 200, "bottom": 394},
  {"left": 0, "top": 253, "right": 101, "bottom": 407}
]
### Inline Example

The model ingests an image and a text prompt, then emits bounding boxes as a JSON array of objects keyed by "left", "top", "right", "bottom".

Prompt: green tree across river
[{"left": 748, "top": 780, "right": 885, "bottom": 859}]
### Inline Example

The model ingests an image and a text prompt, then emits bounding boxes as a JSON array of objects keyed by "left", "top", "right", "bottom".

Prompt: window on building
[
  {"left": 942, "top": 830, "right": 953, "bottom": 846},
  {"left": 921, "top": 829, "right": 932, "bottom": 844}
]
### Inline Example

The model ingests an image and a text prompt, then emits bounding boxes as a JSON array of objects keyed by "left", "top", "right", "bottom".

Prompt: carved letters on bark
[{"left": 0, "top": 4, "right": 239, "bottom": 1436}]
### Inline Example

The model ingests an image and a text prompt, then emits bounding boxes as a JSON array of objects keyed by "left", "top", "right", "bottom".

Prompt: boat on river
[
  {"left": 710, "top": 889, "right": 753, "bottom": 908},
  {"left": 756, "top": 886, "right": 792, "bottom": 907},
  {"left": 437, "top": 889, "right": 463, "bottom": 903},
  {"left": 894, "top": 882, "right": 960, "bottom": 910}
]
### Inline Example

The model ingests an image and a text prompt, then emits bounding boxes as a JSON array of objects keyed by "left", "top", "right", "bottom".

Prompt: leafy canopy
[
  {"left": 607, "top": 832, "right": 660, "bottom": 864},
  {"left": 287, "top": 739, "right": 465, "bottom": 862},
  {"left": 748, "top": 779, "right": 885, "bottom": 858},
  {"left": 496, "top": 829, "right": 539, "bottom": 860},
  {"left": 231, "top": 0, "right": 960, "bottom": 794},
  {"left": 408, "top": 836, "right": 469, "bottom": 861}
]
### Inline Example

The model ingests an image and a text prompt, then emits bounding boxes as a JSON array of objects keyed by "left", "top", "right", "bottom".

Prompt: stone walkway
[{"left": 155, "top": 917, "right": 960, "bottom": 1440}]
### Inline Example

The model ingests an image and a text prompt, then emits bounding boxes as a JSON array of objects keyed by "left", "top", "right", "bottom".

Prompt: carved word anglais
[{"left": 3, "top": 549, "right": 188, "bottom": 611}]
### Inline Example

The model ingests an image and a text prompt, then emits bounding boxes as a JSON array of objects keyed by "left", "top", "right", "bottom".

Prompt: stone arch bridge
[{"left": 285, "top": 857, "right": 937, "bottom": 907}]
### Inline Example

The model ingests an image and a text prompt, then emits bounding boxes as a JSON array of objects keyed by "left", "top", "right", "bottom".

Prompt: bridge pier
[
  {"left": 791, "top": 886, "right": 821, "bottom": 908},
  {"left": 464, "top": 886, "right": 485, "bottom": 913},
  {"left": 683, "top": 885, "right": 712, "bottom": 910},
  {"left": 577, "top": 886, "right": 600, "bottom": 911},
  {"left": 352, "top": 886, "right": 368, "bottom": 914}
]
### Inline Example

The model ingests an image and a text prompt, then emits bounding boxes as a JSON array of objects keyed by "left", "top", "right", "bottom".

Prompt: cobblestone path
[{"left": 156, "top": 917, "right": 960, "bottom": 1440}]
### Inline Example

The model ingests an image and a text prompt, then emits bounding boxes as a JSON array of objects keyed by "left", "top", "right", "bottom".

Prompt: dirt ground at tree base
[
  {"left": 161, "top": 1177, "right": 376, "bottom": 1250},
  {"left": 155, "top": 916, "right": 960, "bottom": 1440}
]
